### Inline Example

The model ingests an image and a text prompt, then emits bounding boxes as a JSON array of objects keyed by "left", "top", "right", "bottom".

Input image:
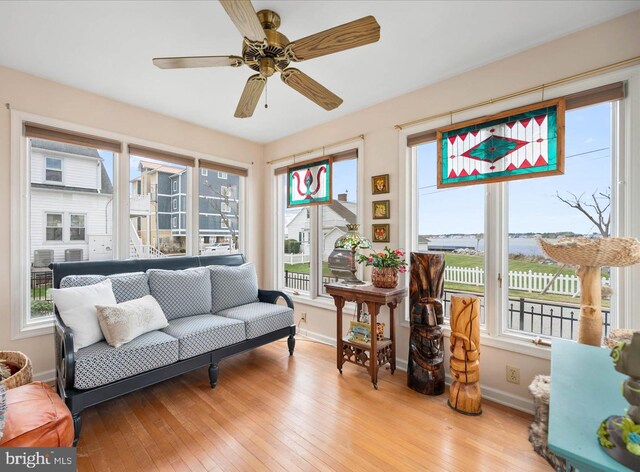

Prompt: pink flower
[
  {"left": 395, "top": 250, "right": 405, "bottom": 257},
  {"left": 399, "top": 267, "right": 407, "bottom": 273},
  {"left": 368, "top": 257, "right": 373, "bottom": 263}
]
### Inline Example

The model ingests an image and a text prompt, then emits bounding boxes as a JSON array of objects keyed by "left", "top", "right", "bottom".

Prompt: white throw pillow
[
  {"left": 95, "top": 295, "right": 169, "bottom": 348},
  {"left": 51, "top": 279, "right": 117, "bottom": 352}
]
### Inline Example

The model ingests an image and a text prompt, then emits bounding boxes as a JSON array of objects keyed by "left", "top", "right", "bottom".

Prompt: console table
[
  {"left": 548, "top": 338, "right": 632, "bottom": 472},
  {"left": 325, "top": 283, "right": 407, "bottom": 389}
]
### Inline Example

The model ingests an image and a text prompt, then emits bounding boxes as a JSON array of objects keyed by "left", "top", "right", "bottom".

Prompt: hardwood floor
[{"left": 76, "top": 337, "right": 550, "bottom": 472}]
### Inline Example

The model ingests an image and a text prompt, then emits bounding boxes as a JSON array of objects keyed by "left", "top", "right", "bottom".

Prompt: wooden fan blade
[
  {"left": 235, "top": 74, "right": 266, "bottom": 118},
  {"left": 287, "top": 16, "right": 380, "bottom": 61},
  {"left": 153, "top": 55, "right": 244, "bottom": 69},
  {"left": 219, "top": 0, "right": 266, "bottom": 43},
  {"left": 281, "top": 68, "right": 343, "bottom": 111}
]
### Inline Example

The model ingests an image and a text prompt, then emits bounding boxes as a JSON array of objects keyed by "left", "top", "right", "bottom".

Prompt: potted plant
[{"left": 357, "top": 246, "right": 408, "bottom": 288}]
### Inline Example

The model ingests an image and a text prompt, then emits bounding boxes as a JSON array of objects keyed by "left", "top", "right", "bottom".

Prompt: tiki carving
[
  {"left": 408, "top": 252, "right": 445, "bottom": 395},
  {"left": 448, "top": 295, "right": 482, "bottom": 415}
]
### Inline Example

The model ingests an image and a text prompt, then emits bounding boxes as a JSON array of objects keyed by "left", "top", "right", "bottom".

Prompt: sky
[{"left": 418, "top": 101, "right": 612, "bottom": 235}]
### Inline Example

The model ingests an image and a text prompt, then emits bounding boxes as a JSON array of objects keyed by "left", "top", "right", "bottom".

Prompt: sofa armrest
[
  {"left": 54, "top": 313, "right": 75, "bottom": 392},
  {"left": 258, "top": 289, "right": 294, "bottom": 309}
]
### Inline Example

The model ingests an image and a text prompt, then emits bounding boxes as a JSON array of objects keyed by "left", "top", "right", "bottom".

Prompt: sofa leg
[
  {"left": 287, "top": 334, "right": 295, "bottom": 356},
  {"left": 209, "top": 363, "right": 219, "bottom": 389},
  {"left": 72, "top": 414, "right": 82, "bottom": 446}
]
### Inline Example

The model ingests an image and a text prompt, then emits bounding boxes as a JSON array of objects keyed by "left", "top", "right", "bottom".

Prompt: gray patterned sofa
[{"left": 51, "top": 254, "right": 295, "bottom": 445}]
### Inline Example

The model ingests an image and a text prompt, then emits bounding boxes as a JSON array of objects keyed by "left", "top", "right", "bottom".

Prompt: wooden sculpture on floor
[
  {"left": 448, "top": 295, "right": 481, "bottom": 415},
  {"left": 408, "top": 252, "right": 445, "bottom": 395},
  {"left": 539, "top": 237, "right": 640, "bottom": 346}
]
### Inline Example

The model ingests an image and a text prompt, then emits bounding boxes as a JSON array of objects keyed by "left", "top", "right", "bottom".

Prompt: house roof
[
  {"left": 327, "top": 200, "right": 357, "bottom": 225},
  {"left": 31, "top": 183, "right": 103, "bottom": 194},
  {"left": 30, "top": 138, "right": 113, "bottom": 194},
  {"left": 137, "top": 160, "right": 184, "bottom": 174}
]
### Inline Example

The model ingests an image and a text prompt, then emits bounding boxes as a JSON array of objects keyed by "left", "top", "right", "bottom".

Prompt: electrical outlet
[
  {"left": 299, "top": 312, "right": 307, "bottom": 323},
  {"left": 506, "top": 365, "right": 520, "bottom": 385}
]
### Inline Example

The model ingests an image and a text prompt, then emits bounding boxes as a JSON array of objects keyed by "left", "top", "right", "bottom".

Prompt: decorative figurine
[
  {"left": 448, "top": 295, "right": 482, "bottom": 415},
  {"left": 408, "top": 252, "right": 445, "bottom": 395},
  {"left": 598, "top": 332, "right": 640, "bottom": 470}
]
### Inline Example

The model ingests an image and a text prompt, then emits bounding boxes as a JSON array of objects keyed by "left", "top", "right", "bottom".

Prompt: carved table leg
[
  {"left": 335, "top": 296, "right": 345, "bottom": 374},
  {"left": 389, "top": 302, "right": 397, "bottom": 374},
  {"left": 370, "top": 302, "right": 379, "bottom": 389}
]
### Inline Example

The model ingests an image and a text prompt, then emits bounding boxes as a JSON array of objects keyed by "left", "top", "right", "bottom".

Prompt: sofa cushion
[
  {"left": 215, "top": 302, "right": 294, "bottom": 339},
  {"left": 52, "top": 279, "right": 117, "bottom": 351},
  {"left": 147, "top": 268, "right": 211, "bottom": 320},
  {"left": 96, "top": 295, "right": 169, "bottom": 348},
  {"left": 60, "top": 272, "right": 150, "bottom": 304},
  {"left": 74, "top": 331, "right": 179, "bottom": 390},
  {"left": 207, "top": 263, "right": 259, "bottom": 313},
  {"left": 162, "top": 314, "right": 245, "bottom": 360}
]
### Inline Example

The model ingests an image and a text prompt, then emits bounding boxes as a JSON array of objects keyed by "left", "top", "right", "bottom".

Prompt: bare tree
[
  {"left": 555, "top": 187, "right": 610, "bottom": 237},
  {"left": 203, "top": 180, "right": 239, "bottom": 248}
]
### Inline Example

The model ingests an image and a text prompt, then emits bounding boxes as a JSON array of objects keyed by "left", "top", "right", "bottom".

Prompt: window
[
  {"left": 416, "top": 142, "right": 486, "bottom": 324},
  {"left": 45, "top": 213, "right": 63, "bottom": 241},
  {"left": 129, "top": 154, "right": 188, "bottom": 258},
  {"left": 201, "top": 169, "right": 208, "bottom": 177},
  {"left": 218, "top": 172, "right": 227, "bottom": 179},
  {"left": 45, "top": 157, "right": 63, "bottom": 183},
  {"left": 276, "top": 150, "right": 359, "bottom": 297},
  {"left": 198, "top": 170, "right": 243, "bottom": 254},
  {"left": 410, "top": 98, "right": 621, "bottom": 342},
  {"left": 69, "top": 214, "right": 86, "bottom": 241}
]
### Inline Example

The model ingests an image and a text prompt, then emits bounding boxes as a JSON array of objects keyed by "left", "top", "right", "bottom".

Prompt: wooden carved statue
[
  {"left": 408, "top": 252, "right": 445, "bottom": 395},
  {"left": 449, "top": 295, "right": 481, "bottom": 415},
  {"left": 598, "top": 332, "right": 640, "bottom": 470}
]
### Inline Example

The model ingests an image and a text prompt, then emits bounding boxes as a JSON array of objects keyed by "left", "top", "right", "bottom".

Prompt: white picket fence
[
  {"left": 445, "top": 266, "right": 608, "bottom": 297},
  {"left": 284, "top": 253, "right": 310, "bottom": 264}
]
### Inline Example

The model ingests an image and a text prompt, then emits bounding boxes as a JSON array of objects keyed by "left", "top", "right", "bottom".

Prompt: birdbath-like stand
[{"left": 539, "top": 237, "right": 640, "bottom": 346}]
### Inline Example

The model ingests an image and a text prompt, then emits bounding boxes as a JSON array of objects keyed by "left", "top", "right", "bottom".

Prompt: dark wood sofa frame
[{"left": 51, "top": 254, "right": 295, "bottom": 445}]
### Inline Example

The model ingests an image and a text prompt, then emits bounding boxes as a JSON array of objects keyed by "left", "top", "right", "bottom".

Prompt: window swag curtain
[
  {"left": 24, "top": 122, "right": 122, "bottom": 153},
  {"left": 273, "top": 148, "right": 358, "bottom": 176},
  {"left": 406, "top": 81, "right": 625, "bottom": 148}
]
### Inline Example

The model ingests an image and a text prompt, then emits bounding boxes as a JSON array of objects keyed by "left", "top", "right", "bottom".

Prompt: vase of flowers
[{"left": 357, "top": 246, "right": 408, "bottom": 289}]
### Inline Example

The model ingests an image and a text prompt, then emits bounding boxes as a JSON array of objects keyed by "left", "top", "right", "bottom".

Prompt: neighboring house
[
  {"left": 30, "top": 138, "right": 114, "bottom": 263},
  {"left": 130, "top": 161, "right": 240, "bottom": 254},
  {"left": 285, "top": 193, "right": 357, "bottom": 259}
]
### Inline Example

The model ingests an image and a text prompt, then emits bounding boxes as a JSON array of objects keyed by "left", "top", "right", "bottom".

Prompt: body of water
[{"left": 419, "top": 237, "right": 552, "bottom": 257}]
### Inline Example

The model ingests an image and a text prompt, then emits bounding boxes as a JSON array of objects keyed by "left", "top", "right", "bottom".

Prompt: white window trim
[
  {"left": 221, "top": 202, "right": 231, "bottom": 213},
  {"left": 11, "top": 110, "right": 249, "bottom": 339},
  {"left": 44, "top": 212, "right": 63, "bottom": 242},
  {"left": 172, "top": 180, "right": 178, "bottom": 192},
  {"left": 400, "top": 65, "right": 640, "bottom": 358},
  {"left": 201, "top": 168, "right": 208, "bottom": 177},
  {"left": 271, "top": 139, "right": 365, "bottom": 300},
  {"left": 172, "top": 199, "right": 178, "bottom": 210},
  {"left": 44, "top": 156, "right": 63, "bottom": 184},
  {"left": 218, "top": 171, "right": 227, "bottom": 179},
  {"left": 69, "top": 213, "right": 87, "bottom": 242}
]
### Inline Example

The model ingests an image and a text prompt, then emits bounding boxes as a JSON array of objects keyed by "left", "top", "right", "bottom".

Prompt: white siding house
[{"left": 30, "top": 139, "right": 114, "bottom": 263}]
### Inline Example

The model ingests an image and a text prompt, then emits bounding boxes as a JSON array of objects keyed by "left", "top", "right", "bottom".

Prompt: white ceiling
[{"left": 1, "top": 1, "right": 638, "bottom": 143}]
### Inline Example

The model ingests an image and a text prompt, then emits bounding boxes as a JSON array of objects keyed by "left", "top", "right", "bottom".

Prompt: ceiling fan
[{"left": 153, "top": 0, "right": 381, "bottom": 118}]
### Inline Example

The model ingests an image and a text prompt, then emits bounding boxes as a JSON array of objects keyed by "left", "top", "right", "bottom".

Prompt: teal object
[{"left": 548, "top": 339, "right": 633, "bottom": 472}]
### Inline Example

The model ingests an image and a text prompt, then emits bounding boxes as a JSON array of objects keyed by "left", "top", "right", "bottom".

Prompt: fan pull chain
[{"left": 264, "top": 81, "right": 269, "bottom": 109}]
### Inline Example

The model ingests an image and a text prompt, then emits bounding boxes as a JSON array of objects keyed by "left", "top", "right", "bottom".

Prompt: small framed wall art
[
  {"left": 372, "top": 200, "right": 390, "bottom": 219},
  {"left": 372, "top": 224, "right": 390, "bottom": 243},
  {"left": 437, "top": 98, "right": 565, "bottom": 188},
  {"left": 287, "top": 155, "right": 333, "bottom": 207},
  {"left": 371, "top": 174, "right": 389, "bottom": 194}
]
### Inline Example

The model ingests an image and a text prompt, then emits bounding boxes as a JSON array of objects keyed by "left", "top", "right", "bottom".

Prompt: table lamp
[{"left": 328, "top": 224, "right": 371, "bottom": 284}]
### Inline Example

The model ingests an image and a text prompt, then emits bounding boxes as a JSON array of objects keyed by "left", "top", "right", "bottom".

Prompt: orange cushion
[{"left": 0, "top": 382, "right": 73, "bottom": 447}]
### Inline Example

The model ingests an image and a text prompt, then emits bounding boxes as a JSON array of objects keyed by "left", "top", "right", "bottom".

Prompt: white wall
[
  {"left": 31, "top": 149, "right": 100, "bottom": 189},
  {"left": 263, "top": 11, "right": 640, "bottom": 412}
]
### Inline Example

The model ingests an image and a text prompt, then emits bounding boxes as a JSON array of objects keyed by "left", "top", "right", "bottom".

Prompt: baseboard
[
  {"left": 298, "top": 329, "right": 534, "bottom": 415},
  {"left": 33, "top": 368, "right": 55, "bottom": 383}
]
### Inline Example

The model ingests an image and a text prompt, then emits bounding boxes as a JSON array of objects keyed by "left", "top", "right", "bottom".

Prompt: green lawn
[
  {"left": 285, "top": 262, "right": 333, "bottom": 277},
  {"left": 444, "top": 253, "right": 579, "bottom": 276}
]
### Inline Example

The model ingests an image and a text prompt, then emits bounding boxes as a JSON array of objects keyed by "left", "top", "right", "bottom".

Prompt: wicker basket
[
  {"left": 0, "top": 351, "right": 32, "bottom": 390},
  {"left": 538, "top": 237, "right": 640, "bottom": 267}
]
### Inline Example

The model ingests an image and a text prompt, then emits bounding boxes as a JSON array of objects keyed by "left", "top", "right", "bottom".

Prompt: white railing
[
  {"left": 284, "top": 253, "right": 310, "bottom": 264},
  {"left": 445, "top": 266, "right": 608, "bottom": 296},
  {"left": 129, "top": 243, "right": 167, "bottom": 259},
  {"left": 130, "top": 194, "right": 151, "bottom": 214}
]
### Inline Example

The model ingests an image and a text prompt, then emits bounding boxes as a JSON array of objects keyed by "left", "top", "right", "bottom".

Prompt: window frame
[
  {"left": 69, "top": 213, "right": 86, "bottom": 241},
  {"left": 218, "top": 171, "right": 227, "bottom": 179},
  {"left": 272, "top": 140, "right": 365, "bottom": 302},
  {"left": 201, "top": 168, "right": 208, "bottom": 177},
  {"left": 11, "top": 111, "right": 249, "bottom": 339},
  {"left": 400, "top": 67, "right": 640, "bottom": 358},
  {"left": 44, "top": 212, "right": 63, "bottom": 242},
  {"left": 44, "top": 156, "right": 63, "bottom": 184}
]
